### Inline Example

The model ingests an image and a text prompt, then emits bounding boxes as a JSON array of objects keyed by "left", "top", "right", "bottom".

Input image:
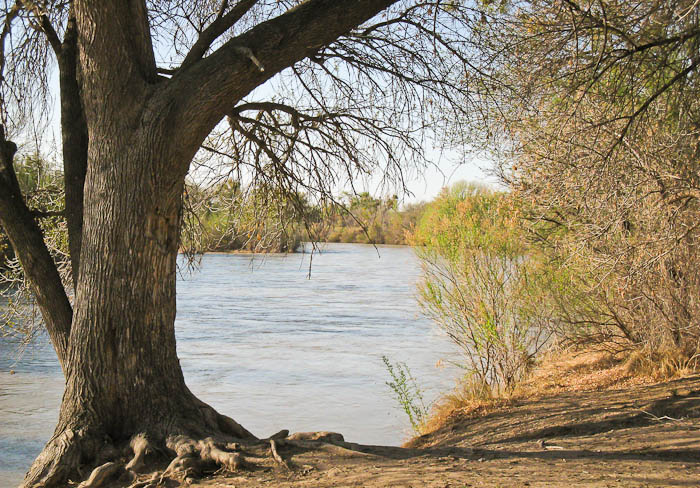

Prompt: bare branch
[
  {"left": 0, "top": 1, "right": 22, "bottom": 120},
  {"left": 19, "top": 0, "right": 62, "bottom": 54},
  {"left": 171, "top": 0, "right": 399, "bottom": 154},
  {"left": 30, "top": 208, "right": 65, "bottom": 218},
  {"left": 180, "top": 0, "right": 259, "bottom": 69},
  {"left": 0, "top": 125, "right": 72, "bottom": 369}
]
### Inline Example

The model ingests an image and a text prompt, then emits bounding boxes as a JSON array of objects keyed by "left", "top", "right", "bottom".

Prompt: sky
[{"left": 354, "top": 153, "right": 499, "bottom": 205}]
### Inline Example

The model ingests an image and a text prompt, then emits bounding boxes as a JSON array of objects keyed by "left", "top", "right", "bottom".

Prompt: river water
[{"left": 0, "top": 243, "right": 457, "bottom": 487}]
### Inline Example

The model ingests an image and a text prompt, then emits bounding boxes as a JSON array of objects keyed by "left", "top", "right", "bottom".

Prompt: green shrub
[{"left": 413, "top": 182, "right": 553, "bottom": 394}]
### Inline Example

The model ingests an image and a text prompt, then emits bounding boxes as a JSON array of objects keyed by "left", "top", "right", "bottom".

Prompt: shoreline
[
  {"left": 180, "top": 241, "right": 413, "bottom": 255},
  {"left": 107, "top": 349, "right": 700, "bottom": 488},
  {"left": 181, "top": 372, "right": 700, "bottom": 487}
]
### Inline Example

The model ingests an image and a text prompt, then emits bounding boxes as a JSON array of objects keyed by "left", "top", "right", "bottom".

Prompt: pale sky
[{"left": 369, "top": 155, "right": 499, "bottom": 204}]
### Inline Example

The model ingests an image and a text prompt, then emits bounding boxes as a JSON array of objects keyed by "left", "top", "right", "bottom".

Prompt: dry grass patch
[
  {"left": 411, "top": 346, "right": 699, "bottom": 445},
  {"left": 411, "top": 377, "right": 513, "bottom": 442}
]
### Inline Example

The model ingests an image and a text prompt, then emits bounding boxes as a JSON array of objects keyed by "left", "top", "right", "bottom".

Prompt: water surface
[{"left": 0, "top": 243, "right": 456, "bottom": 486}]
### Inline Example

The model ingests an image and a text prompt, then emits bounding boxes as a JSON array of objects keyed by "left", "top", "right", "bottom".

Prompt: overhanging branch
[
  {"left": 0, "top": 125, "right": 72, "bottom": 370},
  {"left": 180, "top": 0, "right": 259, "bottom": 69},
  {"left": 168, "top": 0, "right": 399, "bottom": 158}
]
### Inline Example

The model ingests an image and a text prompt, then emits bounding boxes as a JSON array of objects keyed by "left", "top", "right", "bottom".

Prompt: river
[{"left": 0, "top": 242, "right": 457, "bottom": 487}]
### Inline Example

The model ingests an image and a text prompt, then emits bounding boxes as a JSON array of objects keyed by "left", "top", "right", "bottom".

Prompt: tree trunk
[
  {"left": 21, "top": 129, "right": 254, "bottom": 487},
  {"left": 12, "top": 1, "right": 400, "bottom": 485}
]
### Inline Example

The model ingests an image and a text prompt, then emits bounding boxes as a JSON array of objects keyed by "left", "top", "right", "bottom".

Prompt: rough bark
[{"left": 57, "top": 14, "right": 89, "bottom": 288}]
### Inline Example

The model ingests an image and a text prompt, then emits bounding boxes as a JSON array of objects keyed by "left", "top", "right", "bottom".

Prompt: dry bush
[
  {"left": 624, "top": 345, "right": 700, "bottom": 380},
  {"left": 471, "top": 0, "right": 700, "bottom": 363}
]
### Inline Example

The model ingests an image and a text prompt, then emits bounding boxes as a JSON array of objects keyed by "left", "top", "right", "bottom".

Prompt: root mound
[{"left": 20, "top": 425, "right": 364, "bottom": 488}]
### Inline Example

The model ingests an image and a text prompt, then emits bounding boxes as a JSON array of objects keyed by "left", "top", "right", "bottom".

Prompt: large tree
[{"left": 0, "top": 1, "right": 483, "bottom": 486}]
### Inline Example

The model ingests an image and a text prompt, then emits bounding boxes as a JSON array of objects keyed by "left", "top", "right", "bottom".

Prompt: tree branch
[
  {"left": 157, "top": 67, "right": 178, "bottom": 76},
  {"left": 609, "top": 56, "right": 700, "bottom": 154},
  {"left": 180, "top": 0, "right": 259, "bottom": 69},
  {"left": 230, "top": 101, "right": 342, "bottom": 124},
  {"left": 169, "top": 0, "right": 399, "bottom": 162},
  {"left": 0, "top": 1, "right": 21, "bottom": 94},
  {"left": 30, "top": 208, "right": 65, "bottom": 218},
  {"left": 57, "top": 13, "right": 88, "bottom": 289},
  {"left": 0, "top": 125, "right": 72, "bottom": 370},
  {"left": 31, "top": 4, "right": 62, "bottom": 55}
]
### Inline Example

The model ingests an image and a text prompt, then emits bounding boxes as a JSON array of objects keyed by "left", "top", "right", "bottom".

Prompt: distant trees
[
  {"left": 181, "top": 184, "right": 424, "bottom": 251},
  {"left": 321, "top": 192, "right": 421, "bottom": 245}
]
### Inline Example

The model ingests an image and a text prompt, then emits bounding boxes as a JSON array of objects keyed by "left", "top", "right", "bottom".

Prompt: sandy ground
[{"left": 167, "top": 373, "right": 700, "bottom": 488}]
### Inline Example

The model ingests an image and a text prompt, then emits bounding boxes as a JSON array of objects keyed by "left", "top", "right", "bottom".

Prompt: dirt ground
[{"left": 172, "top": 373, "right": 700, "bottom": 488}]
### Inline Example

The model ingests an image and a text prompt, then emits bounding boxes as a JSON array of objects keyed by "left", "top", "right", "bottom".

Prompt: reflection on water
[{"left": 0, "top": 243, "right": 456, "bottom": 487}]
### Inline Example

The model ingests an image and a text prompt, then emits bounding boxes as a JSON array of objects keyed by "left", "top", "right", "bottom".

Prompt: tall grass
[{"left": 382, "top": 355, "right": 430, "bottom": 435}]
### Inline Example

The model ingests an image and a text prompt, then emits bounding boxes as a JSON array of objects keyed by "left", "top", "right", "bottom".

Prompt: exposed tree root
[
  {"left": 22, "top": 424, "right": 373, "bottom": 488},
  {"left": 282, "top": 432, "right": 375, "bottom": 458},
  {"left": 126, "top": 473, "right": 159, "bottom": 488},
  {"left": 78, "top": 462, "right": 122, "bottom": 488},
  {"left": 125, "top": 434, "right": 150, "bottom": 472},
  {"left": 158, "top": 453, "right": 203, "bottom": 485},
  {"left": 165, "top": 434, "right": 243, "bottom": 472},
  {"left": 269, "top": 439, "right": 291, "bottom": 470}
]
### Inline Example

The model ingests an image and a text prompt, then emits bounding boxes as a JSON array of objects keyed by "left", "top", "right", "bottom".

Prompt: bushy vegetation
[
  {"left": 414, "top": 178, "right": 698, "bottom": 402},
  {"left": 1, "top": 155, "right": 67, "bottom": 336},
  {"left": 412, "top": 183, "right": 554, "bottom": 394},
  {"left": 409, "top": 1, "right": 700, "bottom": 406},
  {"left": 1, "top": 154, "right": 67, "bottom": 274},
  {"left": 182, "top": 183, "right": 425, "bottom": 252},
  {"left": 486, "top": 0, "right": 700, "bottom": 370}
]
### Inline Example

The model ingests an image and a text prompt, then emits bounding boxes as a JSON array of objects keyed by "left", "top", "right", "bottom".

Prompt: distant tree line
[
  {"left": 180, "top": 180, "right": 427, "bottom": 253},
  {"left": 1, "top": 164, "right": 426, "bottom": 269}
]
